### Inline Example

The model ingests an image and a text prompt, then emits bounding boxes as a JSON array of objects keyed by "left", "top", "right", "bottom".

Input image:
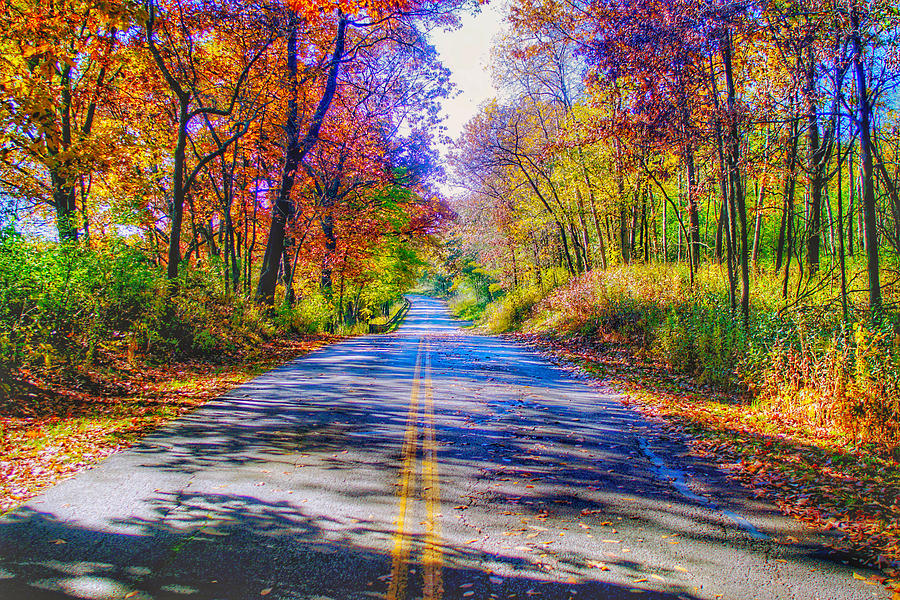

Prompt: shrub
[
  {"left": 483, "top": 286, "right": 545, "bottom": 333},
  {"left": 508, "top": 261, "right": 899, "bottom": 446},
  {"left": 0, "top": 234, "right": 336, "bottom": 374}
]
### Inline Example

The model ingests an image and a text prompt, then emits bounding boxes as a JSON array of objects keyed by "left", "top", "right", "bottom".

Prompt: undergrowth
[
  {"left": 0, "top": 232, "right": 361, "bottom": 394},
  {"left": 477, "top": 262, "right": 900, "bottom": 448}
]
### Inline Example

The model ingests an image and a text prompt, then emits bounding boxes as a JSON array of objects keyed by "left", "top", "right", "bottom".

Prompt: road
[{"left": 0, "top": 295, "right": 887, "bottom": 599}]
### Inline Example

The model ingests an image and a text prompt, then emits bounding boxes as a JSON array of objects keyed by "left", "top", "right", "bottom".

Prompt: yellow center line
[
  {"left": 422, "top": 342, "right": 443, "bottom": 600},
  {"left": 387, "top": 338, "right": 423, "bottom": 600},
  {"left": 387, "top": 339, "right": 444, "bottom": 600}
]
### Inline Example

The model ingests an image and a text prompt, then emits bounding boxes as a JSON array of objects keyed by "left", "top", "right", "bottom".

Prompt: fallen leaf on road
[{"left": 260, "top": 588, "right": 273, "bottom": 596}]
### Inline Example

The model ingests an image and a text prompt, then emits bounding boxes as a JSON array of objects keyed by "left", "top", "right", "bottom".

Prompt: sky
[{"left": 428, "top": 2, "right": 507, "bottom": 178}]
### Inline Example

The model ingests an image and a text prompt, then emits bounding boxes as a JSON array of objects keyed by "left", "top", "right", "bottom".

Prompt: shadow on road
[{"left": 0, "top": 497, "right": 704, "bottom": 600}]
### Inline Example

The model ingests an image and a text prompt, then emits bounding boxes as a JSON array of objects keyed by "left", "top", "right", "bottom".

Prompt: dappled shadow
[
  {"left": 518, "top": 326, "right": 900, "bottom": 569},
  {"left": 0, "top": 498, "right": 703, "bottom": 600},
  {"left": 0, "top": 295, "right": 887, "bottom": 599}
]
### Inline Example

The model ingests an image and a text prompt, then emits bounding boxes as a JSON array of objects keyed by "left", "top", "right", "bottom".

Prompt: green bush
[
  {"left": 0, "top": 233, "right": 336, "bottom": 373},
  {"left": 483, "top": 286, "right": 546, "bottom": 333},
  {"left": 0, "top": 232, "right": 164, "bottom": 368},
  {"left": 292, "top": 294, "right": 334, "bottom": 334}
]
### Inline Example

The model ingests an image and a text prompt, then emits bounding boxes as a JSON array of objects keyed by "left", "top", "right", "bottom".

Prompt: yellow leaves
[
  {"left": 21, "top": 43, "right": 51, "bottom": 59},
  {"left": 852, "top": 572, "right": 883, "bottom": 586}
]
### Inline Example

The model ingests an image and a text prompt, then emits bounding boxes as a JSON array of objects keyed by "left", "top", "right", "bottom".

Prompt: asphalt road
[{"left": 0, "top": 295, "right": 888, "bottom": 600}]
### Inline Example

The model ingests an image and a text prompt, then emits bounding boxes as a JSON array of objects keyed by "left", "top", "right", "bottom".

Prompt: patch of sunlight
[{"left": 49, "top": 575, "right": 130, "bottom": 599}]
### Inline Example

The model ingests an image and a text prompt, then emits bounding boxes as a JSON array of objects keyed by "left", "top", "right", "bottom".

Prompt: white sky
[{"left": 429, "top": 2, "right": 507, "bottom": 159}]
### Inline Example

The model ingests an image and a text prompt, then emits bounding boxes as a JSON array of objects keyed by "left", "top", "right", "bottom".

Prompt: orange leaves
[{"left": 282, "top": 0, "right": 415, "bottom": 22}]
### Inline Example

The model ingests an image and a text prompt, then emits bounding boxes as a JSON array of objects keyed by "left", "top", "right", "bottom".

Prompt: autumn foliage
[
  {"left": 0, "top": 0, "right": 477, "bottom": 378},
  {"left": 444, "top": 0, "right": 900, "bottom": 446}
]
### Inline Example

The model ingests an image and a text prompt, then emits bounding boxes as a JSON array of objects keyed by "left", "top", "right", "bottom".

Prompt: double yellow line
[{"left": 387, "top": 339, "right": 443, "bottom": 600}]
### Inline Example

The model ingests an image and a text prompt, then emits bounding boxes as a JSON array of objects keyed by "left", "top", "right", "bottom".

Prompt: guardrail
[{"left": 368, "top": 298, "right": 411, "bottom": 334}]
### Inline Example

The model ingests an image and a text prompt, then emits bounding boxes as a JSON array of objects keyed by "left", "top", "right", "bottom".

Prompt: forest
[{"left": 0, "top": 0, "right": 468, "bottom": 369}]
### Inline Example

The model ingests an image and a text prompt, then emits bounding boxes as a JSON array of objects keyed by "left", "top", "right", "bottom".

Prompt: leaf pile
[{"left": 0, "top": 334, "right": 335, "bottom": 514}]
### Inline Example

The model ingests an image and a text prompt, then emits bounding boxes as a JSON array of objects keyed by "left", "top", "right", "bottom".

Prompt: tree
[
  {"left": 144, "top": 0, "right": 275, "bottom": 279},
  {"left": 255, "top": 0, "right": 470, "bottom": 304},
  {"left": 0, "top": 0, "right": 142, "bottom": 240}
]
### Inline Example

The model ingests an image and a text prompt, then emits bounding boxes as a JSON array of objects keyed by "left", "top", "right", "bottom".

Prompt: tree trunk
[
  {"left": 167, "top": 96, "right": 190, "bottom": 279},
  {"left": 256, "top": 13, "right": 347, "bottom": 304},
  {"left": 585, "top": 185, "right": 607, "bottom": 269},
  {"left": 282, "top": 246, "right": 295, "bottom": 306},
  {"left": 847, "top": 139, "right": 855, "bottom": 256},
  {"left": 619, "top": 205, "right": 630, "bottom": 264},
  {"left": 776, "top": 117, "right": 800, "bottom": 271},
  {"left": 836, "top": 135, "right": 848, "bottom": 321},
  {"left": 685, "top": 151, "right": 702, "bottom": 269},
  {"left": 804, "top": 46, "right": 824, "bottom": 274},
  {"left": 320, "top": 208, "right": 337, "bottom": 293},
  {"left": 850, "top": 5, "right": 881, "bottom": 313},
  {"left": 51, "top": 171, "right": 79, "bottom": 242},
  {"left": 50, "top": 64, "right": 81, "bottom": 242},
  {"left": 751, "top": 173, "right": 766, "bottom": 268},
  {"left": 722, "top": 30, "right": 749, "bottom": 322}
]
